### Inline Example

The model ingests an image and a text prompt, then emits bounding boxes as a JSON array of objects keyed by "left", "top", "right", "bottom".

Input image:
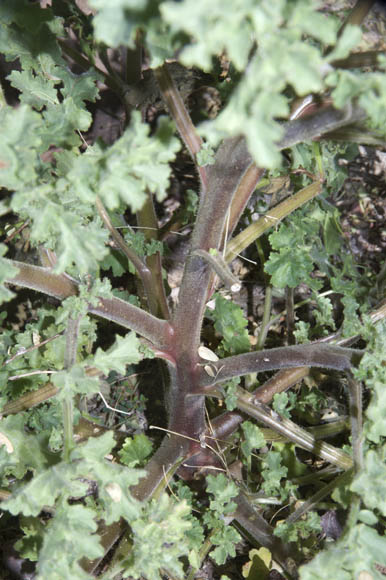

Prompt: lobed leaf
[{"left": 92, "top": 332, "right": 142, "bottom": 375}]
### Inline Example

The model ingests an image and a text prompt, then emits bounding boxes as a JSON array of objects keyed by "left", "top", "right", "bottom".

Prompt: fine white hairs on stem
[{"left": 193, "top": 248, "right": 241, "bottom": 292}]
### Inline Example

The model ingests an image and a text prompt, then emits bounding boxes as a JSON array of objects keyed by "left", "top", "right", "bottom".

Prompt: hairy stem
[
  {"left": 233, "top": 491, "right": 300, "bottom": 577},
  {"left": 192, "top": 249, "right": 241, "bottom": 292},
  {"left": 5, "top": 259, "right": 172, "bottom": 349},
  {"left": 286, "top": 287, "right": 295, "bottom": 345},
  {"left": 136, "top": 195, "right": 170, "bottom": 319},
  {"left": 198, "top": 344, "right": 363, "bottom": 391},
  {"left": 173, "top": 136, "right": 255, "bottom": 359},
  {"left": 154, "top": 64, "right": 207, "bottom": 192}
]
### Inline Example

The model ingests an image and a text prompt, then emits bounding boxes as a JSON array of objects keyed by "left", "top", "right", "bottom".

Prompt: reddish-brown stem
[
  {"left": 96, "top": 196, "right": 158, "bottom": 312},
  {"left": 6, "top": 259, "right": 172, "bottom": 349},
  {"left": 197, "top": 344, "right": 363, "bottom": 392},
  {"left": 88, "top": 296, "right": 173, "bottom": 348},
  {"left": 7, "top": 260, "right": 78, "bottom": 299},
  {"left": 206, "top": 303, "right": 385, "bottom": 443},
  {"left": 172, "top": 137, "right": 255, "bottom": 358},
  {"left": 227, "top": 164, "right": 265, "bottom": 239},
  {"left": 136, "top": 195, "right": 170, "bottom": 319},
  {"left": 154, "top": 64, "right": 208, "bottom": 193},
  {"left": 233, "top": 492, "right": 301, "bottom": 575},
  {"left": 331, "top": 50, "right": 385, "bottom": 69}
]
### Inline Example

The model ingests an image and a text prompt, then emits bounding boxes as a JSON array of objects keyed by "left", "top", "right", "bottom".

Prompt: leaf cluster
[{"left": 0, "top": 1, "right": 385, "bottom": 579}]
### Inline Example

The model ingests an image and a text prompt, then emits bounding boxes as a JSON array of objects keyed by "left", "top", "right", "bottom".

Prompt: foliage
[
  {"left": 274, "top": 512, "right": 321, "bottom": 544},
  {"left": 299, "top": 524, "right": 386, "bottom": 580},
  {"left": 0, "top": 1, "right": 385, "bottom": 579},
  {"left": 206, "top": 293, "right": 250, "bottom": 355},
  {"left": 203, "top": 474, "right": 241, "bottom": 565}
]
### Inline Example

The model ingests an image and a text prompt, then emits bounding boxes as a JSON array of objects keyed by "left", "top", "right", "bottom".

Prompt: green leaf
[
  {"left": 355, "top": 320, "right": 386, "bottom": 443},
  {"left": 0, "top": 414, "right": 52, "bottom": 483},
  {"left": 161, "top": 0, "right": 344, "bottom": 168},
  {"left": 327, "top": 67, "right": 386, "bottom": 132},
  {"left": 260, "top": 451, "right": 288, "bottom": 498},
  {"left": 0, "top": 2, "right": 98, "bottom": 148},
  {"left": 313, "top": 295, "right": 336, "bottom": 331},
  {"left": 299, "top": 524, "right": 386, "bottom": 580},
  {"left": 8, "top": 69, "right": 60, "bottom": 110},
  {"left": 272, "top": 392, "right": 295, "bottom": 419},
  {"left": 51, "top": 365, "right": 100, "bottom": 401},
  {"left": 241, "top": 421, "right": 266, "bottom": 458},
  {"left": 242, "top": 548, "right": 271, "bottom": 580},
  {"left": 90, "top": 0, "right": 149, "bottom": 47},
  {"left": 71, "top": 432, "right": 144, "bottom": 524},
  {"left": 206, "top": 473, "right": 239, "bottom": 515},
  {"left": 196, "top": 142, "right": 216, "bottom": 166},
  {"left": 0, "top": 244, "right": 18, "bottom": 304},
  {"left": 3, "top": 462, "right": 86, "bottom": 517},
  {"left": 93, "top": 332, "right": 142, "bottom": 375},
  {"left": 274, "top": 511, "right": 321, "bottom": 543},
  {"left": 162, "top": 0, "right": 255, "bottom": 71},
  {"left": 68, "top": 112, "right": 180, "bottom": 212},
  {"left": 122, "top": 494, "right": 192, "bottom": 580},
  {"left": 0, "top": 105, "right": 43, "bottom": 190},
  {"left": 326, "top": 24, "right": 362, "bottom": 62},
  {"left": 118, "top": 434, "right": 153, "bottom": 467},
  {"left": 223, "top": 377, "right": 240, "bottom": 411},
  {"left": 206, "top": 293, "right": 250, "bottom": 355},
  {"left": 357, "top": 510, "right": 378, "bottom": 526},
  {"left": 210, "top": 525, "right": 240, "bottom": 565},
  {"left": 264, "top": 248, "right": 314, "bottom": 289},
  {"left": 351, "top": 447, "right": 386, "bottom": 517},
  {"left": 293, "top": 321, "right": 311, "bottom": 344},
  {"left": 14, "top": 516, "right": 44, "bottom": 562},
  {"left": 36, "top": 503, "right": 103, "bottom": 580}
]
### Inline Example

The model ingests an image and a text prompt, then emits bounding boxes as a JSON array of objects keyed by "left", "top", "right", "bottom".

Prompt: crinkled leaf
[
  {"left": 241, "top": 421, "right": 266, "bottom": 458},
  {"left": 0, "top": 2, "right": 98, "bottom": 149},
  {"left": 260, "top": 451, "right": 288, "bottom": 497},
  {"left": 274, "top": 512, "right": 321, "bottom": 543},
  {"left": 210, "top": 525, "right": 240, "bottom": 565},
  {"left": 90, "top": 0, "right": 149, "bottom": 47},
  {"left": 162, "top": 0, "right": 255, "bottom": 71},
  {"left": 125, "top": 495, "right": 192, "bottom": 580},
  {"left": 299, "top": 524, "right": 386, "bottom": 580},
  {"left": 206, "top": 473, "right": 239, "bottom": 515},
  {"left": 68, "top": 112, "right": 180, "bottom": 212},
  {"left": 33, "top": 205, "right": 108, "bottom": 275},
  {"left": 0, "top": 414, "right": 52, "bottom": 483},
  {"left": 0, "top": 105, "right": 43, "bottom": 190},
  {"left": 0, "top": 244, "right": 18, "bottom": 304},
  {"left": 118, "top": 434, "right": 153, "bottom": 467},
  {"left": 36, "top": 503, "right": 103, "bottom": 580},
  {"left": 3, "top": 462, "right": 87, "bottom": 517},
  {"left": 71, "top": 432, "right": 144, "bottom": 524},
  {"left": 161, "top": 0, "right": 354, "bottom": 168},
  {"left": 351, "top": 448, "right": 386, "bottom": 517},
  {"left": 265, "top": 248, "right": 314, "bottom": 289},
  {"left": 8, "top": 69, "right": 60, "bottom": 110},
  {"left": 51, "top": 365, "right": 100, "bottom": 400},
  {"left": 207, "top": 293, "right": 250, "bottom": 355},
  {"left": 93, "top": 332, "right": 142, "bottom": 375}
]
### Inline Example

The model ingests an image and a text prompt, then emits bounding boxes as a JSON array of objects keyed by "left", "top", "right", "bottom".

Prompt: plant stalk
[
  {"left": 154, "top": 64, "right": 207, "bottom": 192},
  {"left": 234, "top": 387, "right": 353, "bottom": 470}
]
